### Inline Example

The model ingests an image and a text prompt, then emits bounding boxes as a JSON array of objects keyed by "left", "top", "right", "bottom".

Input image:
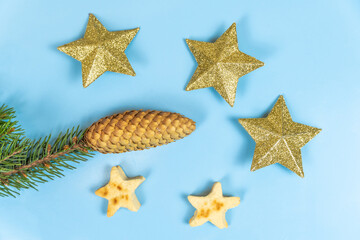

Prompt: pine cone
[{"left": 84, "top": 110, "right": 196, "bottom": 154}]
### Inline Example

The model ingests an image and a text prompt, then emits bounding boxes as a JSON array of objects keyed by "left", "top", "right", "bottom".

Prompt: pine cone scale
[{"left": 84, "top": 110, "right": 196, "bottom": 154}]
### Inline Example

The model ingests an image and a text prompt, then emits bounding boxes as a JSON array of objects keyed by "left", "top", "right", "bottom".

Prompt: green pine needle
[{"left": 0, "top": 104, "right": 94, "bottom": 197}]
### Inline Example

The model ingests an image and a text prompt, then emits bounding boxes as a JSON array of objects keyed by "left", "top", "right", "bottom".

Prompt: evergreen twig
[
  {"left": 0, "top": 104, "right": 94, "bottom": 197},
  {"left": 0, "top": 150, "right": 23, "bottom": 164}
]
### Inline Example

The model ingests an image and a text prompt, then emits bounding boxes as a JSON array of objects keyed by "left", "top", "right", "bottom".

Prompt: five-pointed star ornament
[
  {"left": 58, "top": 14, "right": 139, "bottom": 88},
  {"left": 187, "top": 182, "right": 240, "bottom": 229},
  {"left": 95, "top": 166, "right": 145, "bottom": 217},
  {"left": 185, "top": 23, "right": 264, "bottom": 107},
  {"left": 238, "top": 96, "right": 322, "bottom": 178}
]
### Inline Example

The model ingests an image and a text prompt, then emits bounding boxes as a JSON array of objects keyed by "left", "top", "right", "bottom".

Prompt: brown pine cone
[{"left": 84, "top": 110, "right": 196, "bottom": 154}]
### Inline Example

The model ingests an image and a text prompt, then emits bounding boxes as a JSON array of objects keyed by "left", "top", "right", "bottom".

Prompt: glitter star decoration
[
  {"left": 188, "top": 182, "right": 240, "bottom": 229},
  {"left": 58, "top": 14, "right": 139, "bottom": 88},
  {"left": 95, "top": 166, "right": 145, "bottom": 217},
  {"left": 185, "top": 23, "right": 264, "bottom": 107},
  {"left": 238, "top": 96, "right": 321, "bottom": 177}
]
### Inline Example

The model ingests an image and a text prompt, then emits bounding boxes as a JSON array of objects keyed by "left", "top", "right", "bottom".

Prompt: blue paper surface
[{"left": 0, "top": 0, "right": 359, "bottom": 239}]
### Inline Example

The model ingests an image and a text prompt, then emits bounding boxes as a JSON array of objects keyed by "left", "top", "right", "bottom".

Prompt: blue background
[{"left": 0, "top": 0, "right": 359, "bottom": 239}]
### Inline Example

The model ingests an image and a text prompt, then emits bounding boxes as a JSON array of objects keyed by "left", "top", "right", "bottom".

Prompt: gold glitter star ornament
[
  {"left": 188, "top": 182, "right": 240, "bottom": 229},
  {"left": 186, "top": 23, "right": 264, "bottom": 106},
  {"left": 95, "top": 166, "right": 145, "bottom": 217},
  {"left": 58, "top": 14, "right": 139, "bottom": 88},
  {"left": 238, "top": 96, "right": 321, "bottom": 177}
]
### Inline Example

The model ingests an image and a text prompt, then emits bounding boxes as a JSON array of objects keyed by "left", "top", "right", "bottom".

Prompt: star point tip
[
  {"left": 276, "top": 95, "right": 286, "bottom": 104},
  {"left": 124, "top": 67, "right": 136, "bottom": 77},
  {"left": 57, "top": 45, "right": 65, "bottom": 51},
  {"left": 131, "top": 27, "right": 140, "bottom": 33},
  {"left": 185, "top": 39, "right": 195, "bottom": 45},
  {"left": 238, "top": 118, "right": 245, "bottom": 124},
  {"left": 137, "top": 176, "right": 146, "bottom": 183},
  {"left": 225, "top": 98, "right": 235, "bottom": 107}
]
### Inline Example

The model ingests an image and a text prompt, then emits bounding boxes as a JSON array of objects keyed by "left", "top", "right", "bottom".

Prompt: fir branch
[
  {"left": 0, "top": 128, "right": 14, "bottom": 140},
  {"left": 0, "top": 150, "right": 23, "bottom": 164},
  {"left": 1, "top": 141, "right": 86, "bottom": 177},
  {"left": 0, "top": 104, "right": 23, "bottom": 141},
  {"left": 0, "top": 105, "right": 94, "bottom": 197}
]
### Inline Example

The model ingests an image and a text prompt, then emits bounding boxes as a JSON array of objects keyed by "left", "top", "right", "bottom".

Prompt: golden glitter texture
[
  {"left": 95, "top": 166, "right": 145, "bottom": 217},
  {"left": 238, "top": 96, "right": 321, "bottom": 177},
  {"left": 188, "top": 182, "right": 240, "bottom": 229},
  {"left": 58, "top": 14, "right": 139, "bottom": 88},
  {"left": 185, "top": 23, "right": 264, "bottom": 107}
]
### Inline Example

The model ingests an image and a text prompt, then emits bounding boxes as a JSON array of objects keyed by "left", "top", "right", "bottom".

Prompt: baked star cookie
[
  {"left": 95, "top": 166, "right": 145, "bottom": 217},
  {"left": 188, "top": 182, "right": 240, "bottom": 229}
]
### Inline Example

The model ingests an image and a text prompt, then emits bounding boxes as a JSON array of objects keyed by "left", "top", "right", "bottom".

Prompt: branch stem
[
  {"left": 0, "top": 127, "right": 15, "bottom": 140},
  {"left": 0, "top": 150, "right": 23, "bottom": 164},
  {"left": 1, "top": 143, "right": 86, "bottom": 177}
]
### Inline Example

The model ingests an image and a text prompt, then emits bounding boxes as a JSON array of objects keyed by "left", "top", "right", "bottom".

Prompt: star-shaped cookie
[
  {"left": 58, "top": 14, "right": 139, "bottom": 88},
  {"left": 238, "top": 95, "right": 322, "bottom": 177},
  {"left": 188, "top": 182, "right": 240, "bottom": 229},
  {"left": 95, "top": 166, "right": 145, "bottom": 217},
  {"left": 185, "top": 23, "right": 264, "bottom": 106}
]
